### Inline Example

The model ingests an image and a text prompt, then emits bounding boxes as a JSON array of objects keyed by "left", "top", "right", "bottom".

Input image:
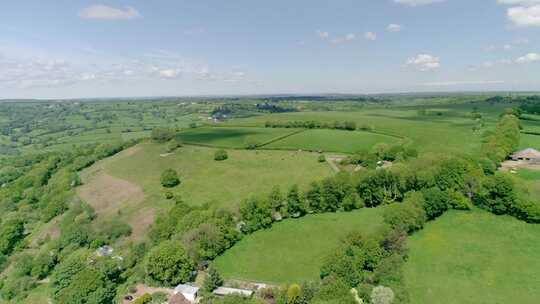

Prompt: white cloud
[
  {"left": 364, "top": 32, "right": 377, "bottom": 41},
  {"left": 159, "top": 69, "right": 181, "bottom": 79},
  {"left": 507, "top": 4, "right": 540, "bottom": 27},
  {"left": 316, "top": 30, "right": 330, "bottom": 39},
  {"left": 516, "top": 52, "right": 540, "bottom": 63},
  {"left": 394, "top": 0, "right": 444, "bottom": 6},
  {"left": 498, "top": 0, "right": 540, "bottom": 4},
  {"left": 331, "top": 33, "right": 356, "bottom": 44},
  {"left": 422, "top": 80, "right": 505, "bottom": 86},
  {"left": 387, "top": 24, "right": 403, "bottom": 32},
  {"left": 406, "top": 54, "right": 441, "bottom": 71},
  {"left": 504, "top": 44, "right": 513, "bottom": 50},
  {"left": 79, "top": 5, "right": 141, "bottom": 20}
]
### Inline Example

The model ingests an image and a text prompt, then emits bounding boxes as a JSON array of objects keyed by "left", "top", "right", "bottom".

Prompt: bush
[
  {"left": 145, "top": 241, "right": 195, "bottom": 286},
  {"left": 214, "top": 150, "right": 228, "bottom": 161},
  {"left": 164, "top": 191, "right": 174, "bottom": 199},
  {"left": 151, "top": 128, "right": 175, "bottom": 143},
  {"left": 167, "top": 139, "right": 182, "bottom": 152},
  {"left": 133, "top": 293, "right": 152, "bottom": 304},
  {"left": 318, "top": 155, "right": 326, "bottom": 163},
  {"left": 203, "top": 267, "right": 223, "bottom": 292},
  {"left": 383, "top": 193, "right": 426, "bottom": 233},
  {"left": 371, "top": 286, "right": 395, "bottom": 304},
  {"left": 421, "top": 187, "right": 449, "bottom": 220},
  {"left": 161, "top": 169, "right": 180, "bottom": 188}
]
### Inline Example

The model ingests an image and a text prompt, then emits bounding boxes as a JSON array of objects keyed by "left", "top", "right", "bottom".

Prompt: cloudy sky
[{"left": 1, "top": 0, "right": 539, "bottom": 99}]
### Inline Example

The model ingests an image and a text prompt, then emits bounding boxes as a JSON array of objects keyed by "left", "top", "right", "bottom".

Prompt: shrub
[
  {"left": 164, "top": 191, "right": 174, "bottom": 199},
  {"left": 383, "top": 193, "right": 426, "bottom": 233},
  {"left": 167, "top": 139, "right": 182, "bottom": 152},
  {"left": 421, "top": 187, "right": 449, "bottom": 220},
  {"left": 318, "top": 155, "right": 326, "bottom": 163},
  {"left": 151, "top": 128, "right": 175, "bottom": 143},
  {"left": 145, "top": 241, "right": 195, "bottom": 286},
  {"left": 214, "top": 149, "right": 228, "bottom": 161},
  {"left": 133, "top": 293, "right": 152, "bottom": 304},
  {"left": 161, "top": 169, "right": 180, "bottom": 188},
  {"left": 203, "top": 267, "right": 223, "bottom": 292},
  {"left": 287, "top": 284, "right": 302, "bottom": 304},
  {"left": 371, "top": 286, "right": 395, "bottom": 304}
]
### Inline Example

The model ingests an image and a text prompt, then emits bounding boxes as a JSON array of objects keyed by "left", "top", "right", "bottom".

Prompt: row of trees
[
  {"left": 481, "top": 112, "right": 521, "bottom": 163},
  {"left": 265, "top": 120, "right": 359, "bottom": 131}
]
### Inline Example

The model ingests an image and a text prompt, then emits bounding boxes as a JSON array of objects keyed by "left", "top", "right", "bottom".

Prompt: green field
[
  {"left": 404, "top": 210, "right": 540, "bottom": 304},
  {"left": 517, "top": 169, "right": 540, "bottom": 181},
  {"left": 264, "top": 129, "right": 401, "bottom": 153},
  {"left": 177, "top": 127, "right": 301, "bottom": 148},
  {"left": 519, "top": 133, "right": 540, "bottom": 150},
  {"left": 214, "top": 207, "right": 385, "bottom": 284},
  {"left": 226, "top": 109, "right": 490, "bottom": 154}
]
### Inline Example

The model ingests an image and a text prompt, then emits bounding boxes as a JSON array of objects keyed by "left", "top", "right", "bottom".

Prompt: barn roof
[
  {"left": 174, "top": 284, "right": 199, "bottom": 296},
  {"left": 512, "top": 148, "right": 540, "bottom": 159}
]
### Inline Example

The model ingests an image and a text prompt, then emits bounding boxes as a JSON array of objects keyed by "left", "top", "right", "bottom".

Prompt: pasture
[
  {"left": 226, "top": 107, "right": 490, "bottom": 154},
  {"left": 176, "top": 127, "right": 300, "bottom": 148},
  {"left": 78, "top": 142, "right": 333, "bottom": 237},
  {"left": 404, "top": 209, "right": 540, "bottom": 304},
  {"left": 213, "top": 207, "right": 385, "bottom": 284},
  {"left": 264, "top": 129, "right": 401, "bottom": 153}
]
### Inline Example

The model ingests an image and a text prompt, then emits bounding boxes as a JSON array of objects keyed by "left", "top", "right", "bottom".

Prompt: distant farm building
[
  {"left": 96, "top": 245, "right": 113, "bottom": 257},
  {"left": 510, "top": 148, "right": 540, "bottom": 163},
  {"left": 173, "top": 284, "right": 199, "bottom": 303},
  {"left": 213, "top": 286, "right": 254, "bottom": 298},
  {"left": 167, "top": 293, "right": 191, "bottom": 304}
]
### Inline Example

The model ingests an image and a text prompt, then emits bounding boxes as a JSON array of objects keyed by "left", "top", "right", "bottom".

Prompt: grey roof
[
  {"left": 174, "top": 284, "right": 199, "bottom": 296},
  {"left": 512, "top": 148, "right": 540, "bottom": 159},
  {"left": 213, "top": 287, "right": 253, "bottom": 297}
]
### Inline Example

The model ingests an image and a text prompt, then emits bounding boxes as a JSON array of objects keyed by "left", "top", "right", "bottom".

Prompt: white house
[{"left": 173, "top": 284, "right": 199, "bottom": 303}]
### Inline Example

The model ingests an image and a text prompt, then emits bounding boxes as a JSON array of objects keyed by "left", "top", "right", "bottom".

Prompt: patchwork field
[
  {"left": 519, "top": 133, "right": 540, "bottom": 150},
  {"left": 226, "top": 109, "right": 489, "bottom": 154},
  {"left": 214, "top": 207, "right": 385, "bottom": 284},
  {"left": 177, "top": 127, "right": 300, "bottom": 148},
  {"left": 264, "top": 129, "right": 401, "bottom": 153},
  {"left": 404, "top": 210, "right": 540, "bottom": 304}
]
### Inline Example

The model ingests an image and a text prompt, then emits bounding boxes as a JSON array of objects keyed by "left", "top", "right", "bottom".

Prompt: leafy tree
[
  {"left": 151, "top": 128, "right": 175, "bottom": 143},
  {"left": 0, "top": 219, "right": 24, "bottom": 255},
  {"left": 52, "top": 249, "right": 90, "bottom": 296},
  {"left": 161, "top": 169, "right": 180, "bottom": 188},
  {"left": 203, "top": 267, "right": 223, "bottom": 292},
  {"left": 214, "top": 149, "right": 228, "bottom": 161},
  {"left": 421, "top": 187, "right": 448, "bottom": 220},
  {"left": 145, "top": 241, "right": 195, "bottom": 286},
  {"left": 239, "top": 197, "right": 273, "bottom": 233},
  {"left": 287, "top": 284, "right": 302, "bottom": 304},
  {"left": 287, "top": 185, "right": 305, "bottom": 217},
  {"left": 133, "top": 293, "right": 152, "bottom": 304},
  {"left": 55, "top": 268, "right": 116, "bottom": 304},
  {"left": 305, "top": 182, "right": 322, "bottom": 213}
]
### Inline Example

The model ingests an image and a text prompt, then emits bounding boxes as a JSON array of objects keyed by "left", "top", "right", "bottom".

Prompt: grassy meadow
[
  {"left": 176, "top": 127, "right": 300, "bottom": 148},
  {"left": 214, "top": 207, "right": 385, "bottom": 284},
  {"left": 264, "top": 129, "right": 401, "bottom": 153},
  {"left": 225, "top": 107, "right": 495, "bottom": 154},
  {"left": 404, "top": 209, "right": 540, "bottom": 304},
  {"left": 77, "top": 142, "right": 333, "bottom": 238}
]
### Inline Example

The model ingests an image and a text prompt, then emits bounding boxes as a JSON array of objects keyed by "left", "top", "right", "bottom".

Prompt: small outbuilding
[
  {"left": 213, "top": 287, "right": 254, "bottom": 298},
  {"left": 168, "top": 293, "right": 191, "bottom": 304},
  {"left": 510, "top": 148, "right": 540, "bottom": 162},
  {"left": 173, "top": 284, "right": 199, "bottom": 303}
]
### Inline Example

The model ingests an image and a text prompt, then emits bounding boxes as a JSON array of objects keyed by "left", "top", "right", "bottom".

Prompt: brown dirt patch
[
  {"left": 77, "top": 171, "right": 145, "bottom": 217},
  {"left": 500, "top": 160, "right": 540, "bottom": 171},
  {"left": 127, "top": 207, "right": 156, "bottom": 241}
]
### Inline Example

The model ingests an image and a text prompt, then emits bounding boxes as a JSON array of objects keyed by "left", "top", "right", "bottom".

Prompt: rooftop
[
  {"left": 174, "top": 284, "right": 199, "bottom": 296},
  {"left": 512, "top": 148, "right": 540, "bottom": 159},
  {"left": 213, "top": 287, "right": 253, "bottom": 297}
]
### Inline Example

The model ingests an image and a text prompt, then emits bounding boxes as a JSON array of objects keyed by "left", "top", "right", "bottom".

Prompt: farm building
[
  {"left": 173, "top": 284, "right": 199, "bottom": 303},
  {"left": 167, "top": 293, "right": 190, "bottom": 304},
  {"left": 213, "top": 286, "right": 254, "bottom": 298},
  {"left": 510, "top": 148, "right": 540, "bottom": 163}
]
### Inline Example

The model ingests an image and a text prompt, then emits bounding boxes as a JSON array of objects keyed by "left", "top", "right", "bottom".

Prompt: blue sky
[{"left": 0, "top": 0, "right": 539, "bottom": 98}]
